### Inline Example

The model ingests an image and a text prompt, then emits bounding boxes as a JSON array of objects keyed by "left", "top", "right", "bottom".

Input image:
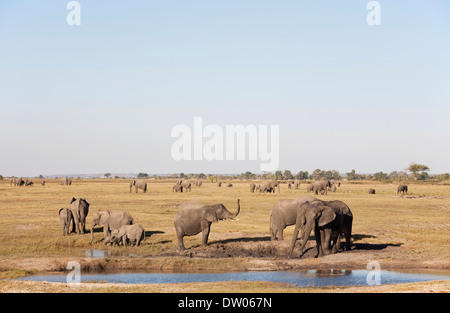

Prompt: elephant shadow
[
  {"left": 351, "top": 234, "right": 402, "bottom": 251},
  {"left": 208, "top": 236, "right": 272, "bottom": 246},
  {"left": 145, "top": 230, "right": 164, "bottom": 238}
]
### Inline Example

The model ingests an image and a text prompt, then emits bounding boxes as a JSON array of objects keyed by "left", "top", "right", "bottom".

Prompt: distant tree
[
  {"left": 295, "top": 171, "right": 309, "bottom": 180},
  {"left": 407, "top": 163, "right": 430, "bottom": 180},
  {"left": 283, "top": 170, "right": 294, "bottom": 180},
  {"left": 104, "top": 173, "right": 111, "bottom": 178},
  {"left": 198, "top": 173, "right": 206, "bottom": 179},
  {"left": 137, "top": 173, "right": 149, "bottom": 178},
  {"left": 179, "top": 173, "right": 186, "bottom": 178},
  {"left": 373, "top": 171, "right": 389, "bottom": 181},
  {"left": 274, "top": 170, "right": 283, "bottom": 180}
]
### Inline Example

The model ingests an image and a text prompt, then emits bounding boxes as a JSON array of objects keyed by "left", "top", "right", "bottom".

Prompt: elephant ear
[
  {"left": 202, "top": 208, "right": 218, "bottom": 223},
  {"left": 318, "top": 206, "right": 336, "bottom": 227}
]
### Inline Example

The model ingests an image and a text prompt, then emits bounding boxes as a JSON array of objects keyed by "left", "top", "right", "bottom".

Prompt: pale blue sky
[{"left": 1, "top": 1, "right": 449, "bottom": 176}]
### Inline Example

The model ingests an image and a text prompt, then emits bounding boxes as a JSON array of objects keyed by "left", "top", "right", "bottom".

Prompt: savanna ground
[{"left": 0, "top": 179, "right": 449, "bottom": 293}]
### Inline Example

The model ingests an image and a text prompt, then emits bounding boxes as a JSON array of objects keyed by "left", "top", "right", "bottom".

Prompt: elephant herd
[
  {"left": 57, "top": 193, "right": 352, "bottom": 259},
  {"left": 58, "top": 197, "right": 145, "bottom": 247}
]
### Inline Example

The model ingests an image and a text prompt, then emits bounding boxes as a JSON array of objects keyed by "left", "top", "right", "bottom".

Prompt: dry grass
[{"left": 0, "top": 178, "right": 449, "bottom": 292}]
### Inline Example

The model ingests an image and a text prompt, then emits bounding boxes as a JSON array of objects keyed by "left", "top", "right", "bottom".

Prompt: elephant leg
[
  {"left": 177, "top": 236, "right": 186, "bottom": 251},
  {"left": 315, "top": 226, "right": 324, "bottom": 257},
  {"left": 288, "top": 224, "right": 301, "bottom": 258},
  {"left": 278, "top": 228, "right": 284, "bottom": 241},
  {"left": 201, "top": 224, "right": 211, "bottom": 246}
]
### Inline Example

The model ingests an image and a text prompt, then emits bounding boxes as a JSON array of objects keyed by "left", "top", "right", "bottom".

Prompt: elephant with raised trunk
[
  {"left": 174, "top": 199, "right": 241, "bottom": 251},
  {"left": 269, "top": 196, "right": 317, "bottom": 241},
  {"left": 130, "top": 180, "right": 147, "bottom": 193},
  {"left": 70, "top": 198, "right": 90, "bottom": 234},
  {"left": 90, "top": 210, "right": 134, "bottom": 245},
  {"left": 288, "top": 199, "right": 353, "bottom": 258}
]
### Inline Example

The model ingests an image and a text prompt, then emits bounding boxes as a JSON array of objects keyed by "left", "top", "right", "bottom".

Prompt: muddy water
[{"left": 18, "top": 269, "right": 450, "bottom": 287}]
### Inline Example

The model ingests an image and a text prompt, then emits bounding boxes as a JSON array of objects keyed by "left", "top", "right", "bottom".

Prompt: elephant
[
  {"left": 193, "top": 181, "right": 202, "bottom": 187},
  {"left": 306, "top": 184, "right": 313, "bottom": 193},
  {"left": 41, "top": 180, "right": 46, "bottom": 186},
  {"left": 294, "top": 180, "right": 301, "bottom": 189},
  {"left": 11, "top": 178, "right": 24, "bottom": 186},
  {"left": 369, "top": 188, "right": 376, "bottom": 194},
  {"left": 180, "top": 181, "right": 192, "bottom": 192},
  {"left": 312, "top": 180, "right": 332, "bottom": 195},
  {"left": 130, "top": 179, "right": 147, "bottom": 193},
  {"left": 259, "top": 180, "right": 280, "bottom": 193},
  {"left": 269, "top": 196, "right": 317, "bottom": 241},
  {"left": 331, "top": 184, "right": 337, "bottom": 192},
  {"left": 90, "top": 210, "right": 134, "bottom": 245},
  {"left": 70, "top": 197, "right": 90, "bottom": 234},
  {"left": 217, "top": 181, "right": 222, "bottom": 187},
  {"left": 172, "top": 184, "right": 183, "bottom": 192},
  {"left": 288, "top": 199, "right": 353, "bottom": 258},
  {"left": 250, "top": 183, "right": 256, "bottom": 193},
  {"left": 60, "top": 177, "right": 72, "bottom": 186},
  {"left": 59, "top": 208, "right": 73, "bottom": 236},
  {"left": 110, "top": 224, "right": 145, "bottom": 247},
  {"left": 397, "top": 184, "right": 408, "bottom": 195},
  {"left": 174, "top": 199, "right": 241, "bottom": 251},
  {"left": 227, "top": 183, "right": 233, "bottom": 187}
]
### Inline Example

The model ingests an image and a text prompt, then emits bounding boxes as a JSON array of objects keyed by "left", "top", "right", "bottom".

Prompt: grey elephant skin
[
  {"left": 90, "top": 210, "right": 134, "bottom": 245},
  {"left": 312, "top": 180, "right": 332, "bottom": 195},
  {"left": 269, "top": 196, "right": 317, "bottom": 241},
  {"left": 369, "top": 188, "right": 376, "bottom": 194},
  {"left": 110, "top": 224, "right": 145, "bottom": 247},
  {"left": 174, "top": 199, "right": 241, "bottom": 251},
  {"left": 397, "top": 184, "right": 408, "bottom": 194},
  {"left": 59, "top": 208, "right": 73, "bottom": 236},
  {"left": 130, "top": 180, "right": 147, "bottom": 193},
  {"left": 70, "top": 198, "right": 90, "bottom": 234},
  {"left": 288, "top": 199, "right": 353, "bottom": 258},
  {"left": 258, "top": 180, "right": 279, "bottom": 193}
]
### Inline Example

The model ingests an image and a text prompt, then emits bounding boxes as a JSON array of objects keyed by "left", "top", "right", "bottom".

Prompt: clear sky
[{"left": 1, "top": 0, "right": 449, "bottom": 177}]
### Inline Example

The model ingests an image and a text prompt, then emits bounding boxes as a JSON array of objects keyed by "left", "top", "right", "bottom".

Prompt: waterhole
[{"left": 18, "top": 269, "right": 450, "bottom": 287}]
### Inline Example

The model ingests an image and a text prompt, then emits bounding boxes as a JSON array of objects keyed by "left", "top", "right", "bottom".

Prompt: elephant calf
[
  {"left": 109, "top": 224, "right": 145, "bottom": 247},
  {"left": 369, "top": 188, "right": 376, "bottom": 194},
  {"left": 59, "top": 208, "right": 73, "bottom": 236}
]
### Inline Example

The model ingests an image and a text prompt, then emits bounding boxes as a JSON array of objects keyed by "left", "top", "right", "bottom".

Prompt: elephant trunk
[
  {"left": 231, "top": 199, "right": 240, "bottom": 218},
  {"left": 298, "top": 221, "right": 314, "bottom": 257}
]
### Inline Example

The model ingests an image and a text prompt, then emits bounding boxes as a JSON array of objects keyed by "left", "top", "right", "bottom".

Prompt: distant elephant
[
  {"left": 397, "top": 184, "right": 408, "bottom": 195},
  {"left": 59, "top": 208, "right": 73, "bottom": 236},
  {"left": 180, "top": 181, "right": 192, "bottom": 192},
  {"left": 11, "top": 178, "right": 25, "bottom": 186},
  {"left": 269, "top": 196, "right": 317, "bottom": 241},
  {"left": 217, "top": 181, "right": 222, "bottom": 187},
  {"left": 90, "top": 210, "right": 134, "bottom": 245},
  {"left": 41, "top": 180, "right": 46, "bottom": 186},
  {"left": 193, "top": 181, "right": 202, "bottom": 187},
  {"left": 287, "top": 182, "right": 292, "bottom": 189},
  {"left": 294, "top": 180, "right": 301, "bottom": 189},
  {"left": 25, "top": 180, "right": 33, "bottom": 186},
  {"left": 250, "top": 183, "right": 256, "bottom": 193},
  {"left": 130, "top": 179, "right": 147, "bottom": 193},
  {"left": 227, "top": 183, "right": 233, "bottom": 187},
  {"left": 312, "top": 180, "right": 332, "bottom": 195},
  {"left": 60, "top": 177, "right": 72, "bottom": 186},
  {"left": 288, "top": 199, "right": 353, "bottom": 258},
  {"left": 110, "top": 224, "right": 145, "bottom": 247},
  {"left": 259, "top": 180, "right": 280, "bottom": 193},
  {"left": 174, "top": 199, "right": 241, "bottom": 251},
  {"left": 70, "top": 197, "right": 90, "bottom": 234},
  {"left": 306, "top": 184, "right": 313, "bottom": 193},
  {"left": 172, "top": 184, "right": 183, "bottom": 192},
  {"left": 369, "top": 188, "right": 376, "bottom": 194},
  {"left": 331, "top": 184, "right": 337, "bottom": 192}
]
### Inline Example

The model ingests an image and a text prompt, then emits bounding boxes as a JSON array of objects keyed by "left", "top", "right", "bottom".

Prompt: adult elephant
[
  {"left": 312, "top": 180, "right": 332, "bottom": 195},
  {"left": 369, "top": 188, "right": 376, "bottom": 194},
  {"left": 259, "top": 180, "right": 280, "bottom": 193},
  {"left": 130, "top": 179, "right": 147, "bottom": 193},
  {"left": 269, "top": 196, "right": 317, "bottom": 241},
  {"left": 90, "top": 210, "right": 134, "bottom": 245},
  {"left": 11, "top": 178, "right": 24, "bottom": 186},
  {"left": 180, "top": 181, "right": 192, "bottom": 192},
  {"left": 70, "top": 197, "right": 90, "bottom": 234},
  {"left": 250, "top": 183, "right": 256, "bottom": 193},
  {"left": 288, "top": 199, "right": 353, "bottom": 258},
  {"left": 174, "top": 199, "right": 240, "bottom": 251},
  {"left": 397, "top": 184, "right": 408, "bottom": 195}
]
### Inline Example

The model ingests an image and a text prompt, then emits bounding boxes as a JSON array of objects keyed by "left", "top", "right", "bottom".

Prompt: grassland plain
[{"left": 0, "top": 179, "right": 449, "bottom": 293}]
